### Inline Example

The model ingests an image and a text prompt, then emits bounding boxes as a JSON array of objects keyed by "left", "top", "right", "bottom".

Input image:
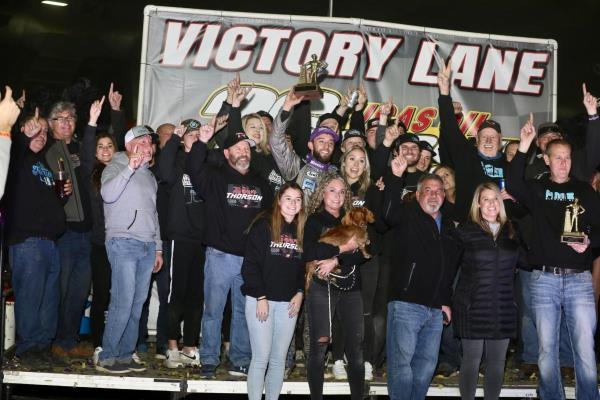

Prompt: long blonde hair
[
  {"left": 307, "top": 172, "right": 353, "bottom": 215},
  {"left": 340, "top": 146, "right": 371, "bottom": 197},
  {"left": 242, "top": 113, "right": 270, "bottom": 155},
  {"left": 468, "top": 182, "right": 513, "bottom": 239}
]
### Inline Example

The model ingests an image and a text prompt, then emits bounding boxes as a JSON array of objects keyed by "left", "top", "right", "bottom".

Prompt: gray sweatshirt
[{"left": 101, "top": 152, "right": 162, "bottom": 250}]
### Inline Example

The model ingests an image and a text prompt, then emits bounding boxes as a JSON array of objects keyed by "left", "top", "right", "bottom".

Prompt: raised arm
[
  {"left": 0, "top": 86, "right": 20, "bottom": 199},
  {"left": 80, "top": 96, "right": 104, "bottom": 178},
  {"left": 158, "top": 127, "right": 183, "bottom": 187},
  {"left": 370, "top": 121, "right": 401, "bottom": 180},
  {"left": 506, "top": 113, "right": 536, "bottom": 210},
  {"left": 269, "top": 90, "right": 305, "bottom": 181},
  {"left": 582, "top": 83, "right": 600, "bottom": 180},
  {"left": 108, "top": 83, "right": 127, "bottom": 151},
  {"left": 183, "top": 123, "right": 217, "bottom": 199},
  {"left": 381, "top": 154, "right": 408, "bottom": 228}
]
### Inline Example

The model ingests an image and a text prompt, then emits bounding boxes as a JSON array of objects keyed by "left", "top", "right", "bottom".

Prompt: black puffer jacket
[{"left": 453, "top": 222, "right": 522, "bottom": 339}]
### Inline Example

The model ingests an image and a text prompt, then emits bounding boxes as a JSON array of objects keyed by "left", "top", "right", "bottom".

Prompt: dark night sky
[{"left": 0, "top": 0, "right": 598, "bottom": 121}]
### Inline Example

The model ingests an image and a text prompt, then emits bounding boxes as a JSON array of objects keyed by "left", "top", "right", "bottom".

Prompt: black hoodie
[
  {"left": 6, "top": 132, "right": 66, "bottom": 244},
  {"left": 241, "top": 218, "right": 304, "bottom": 301},
  {"left": 184, "top": 140, "right": 273, "bottom": 256}
]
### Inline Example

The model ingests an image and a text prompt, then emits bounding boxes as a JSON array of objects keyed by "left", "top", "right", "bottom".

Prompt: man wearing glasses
[{"left": 46, "top": 101, "right": 95, "bottom": 359}]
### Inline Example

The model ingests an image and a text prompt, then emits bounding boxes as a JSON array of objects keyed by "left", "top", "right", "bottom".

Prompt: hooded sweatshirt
[{"left": 101, "top": 152, "right": 162, "bottom": 250}]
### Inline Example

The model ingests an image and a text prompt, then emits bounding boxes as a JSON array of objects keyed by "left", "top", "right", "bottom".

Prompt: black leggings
[
  {"left": 307, "top": 282, "right": 364, "bottom": 400},
  {"left": 332, "top": 256, "right": 379, "bottom": 364},
  {"left": 90, "top": 243, "right": 110, "bottom": 348},
  {"left": 460, "top": 338, "right": 509, "bottom": 400},
  {"left": 167, "top": 240, "right": 205, "bottom": 347}
]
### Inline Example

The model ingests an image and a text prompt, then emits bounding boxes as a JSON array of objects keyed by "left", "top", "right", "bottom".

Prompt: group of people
[{"left": 1, "top": 61, "right": 600, "bottom": 400}]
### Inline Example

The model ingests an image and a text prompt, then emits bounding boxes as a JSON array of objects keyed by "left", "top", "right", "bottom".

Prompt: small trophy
[
  {"left": 294, "top": 54, "right": 328, "bottom": 100},
  {"left": 561, "top": 198, "right": 587, "bottom": 244}
]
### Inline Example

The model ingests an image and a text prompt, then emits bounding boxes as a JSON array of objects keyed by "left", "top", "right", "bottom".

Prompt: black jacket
[
  {"left": 507, "top": 151, "right": 600, "bottom": 270},
  {"left": 382, "top": 176, "right": 461, "bottom": 308},
  {"left": 184, "top": 140, "right": 273, "bottom": 256},
  {"left": 241, "top": 218, "right": 304, "bottom": 301},
  {"left": 453, "top": 222, "right": 522, "bottom": 339},
  {"left": 438, "top": 94, "right": 522, "bottom": 222},
  {"left": 304, "top": 209, "right": 368, "bottom": 292},
  {"left": 6, "top": 133, "right": 67, "bottom": 244}
]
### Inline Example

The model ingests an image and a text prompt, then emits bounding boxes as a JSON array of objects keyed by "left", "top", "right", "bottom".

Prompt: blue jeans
[
  {"left": 387, "top": 301, "right": 443, "bottom": 400},
  {"left": 99, "top": 238, "right": 155, "bottom": 364},
  {"left": 517, "top": 270, "right": 574, "bottom": 366},
  {"left": 55, "top": 229, "right": 92, "bottom": 349},
  {"left": 246, "top": 296, "right": 297, "bottom": 400},
  {"left": 9, "top": 238, "right": 60, "bottom": 355},
  {"left": 531, "top": 270, "right": 598, "bottom": 400},
  {"left": 200, "top": 246, "right": 251, "bottom": 367},
  {"left": 138, "top": 243, "right": 170, "bottom": 352}
]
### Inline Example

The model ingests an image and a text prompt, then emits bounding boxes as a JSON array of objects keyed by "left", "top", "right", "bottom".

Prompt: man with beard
[
  {"left": 185, "top": 127, "right": 273, "bottom": 379},
  {"left": 270, "top": 89, "right": 339, "bottom": 202},
  {"left": 382, "top": 168, "right": 460, "bottom": 400}
]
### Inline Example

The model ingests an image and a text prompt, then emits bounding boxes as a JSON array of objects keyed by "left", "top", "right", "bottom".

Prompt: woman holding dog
[
  {"left": 304, "top": 172, "right": 367, "bottom": 400},
  {"left": 334, "top": 145, "right": 384, "bottom": 381},
  {"left": 241, "top": 182, "right": 306, "bottom": 400},
  {"left": 453, "top": 182, "right": 522, "bottom": 400}
]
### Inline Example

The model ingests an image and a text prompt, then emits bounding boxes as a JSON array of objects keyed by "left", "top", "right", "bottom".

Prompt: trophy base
[
  {"left": 294, "top": 84, "right": 323, "bottom": 100},
  {"left": 561, "top": 233, "right": 586, "bottom": 244}
]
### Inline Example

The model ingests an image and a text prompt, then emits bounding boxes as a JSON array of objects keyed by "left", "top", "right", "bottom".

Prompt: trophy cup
[
  {"left": 561, "top": 198, "right": 587, "bottom": 244},
  {"left": 294, "top": 54, "right": 328, "bottom": 100}
]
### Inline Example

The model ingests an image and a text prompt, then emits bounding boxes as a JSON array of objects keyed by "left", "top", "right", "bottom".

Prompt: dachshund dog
[{"left": 305, "top": 207, "right": 375, "bottom": 292}]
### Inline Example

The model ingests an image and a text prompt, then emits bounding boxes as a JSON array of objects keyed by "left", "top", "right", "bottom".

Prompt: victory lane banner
[{"left": 138, "top": 6, "right": 557, "bottom": 151}]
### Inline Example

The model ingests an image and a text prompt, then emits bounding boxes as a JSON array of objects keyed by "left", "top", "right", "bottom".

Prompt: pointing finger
[
  {"left": 99, "top": 95, "right": 105, "bottom": 107},
  {"left": 583, "top": 83, "right": 588, "bottom": 97},
  {"left": 109, "top": 82, "right": 114, "bottom": 95},
  {"left": 4, "top": 86, "right": 12, "bottom": 101},
  {"left": 34, "top": 107, "right": 39, "bottom": 121}
]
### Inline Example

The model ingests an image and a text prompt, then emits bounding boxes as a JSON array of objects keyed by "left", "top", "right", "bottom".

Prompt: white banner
[{"left": 138, "top": 6, "right": 557, "bottom": 143}]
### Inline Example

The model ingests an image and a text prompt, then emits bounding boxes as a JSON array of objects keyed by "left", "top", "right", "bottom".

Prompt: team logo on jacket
[
  {"left": 270, "top": 234, "right": 301, "bottom": 259},
  {"left": 32, "top": 161, "right": 55, "bottom": 187},
  {"left": 480, "top": 162, "right": 504, "bottom": 179},
  {"left": 352, "top": 197, "right": 366, "bottom": 208},
  {"left": 182, "top": 174, "right": 202, "bottom": 204},
  {"left": 226, "top": 184, "right": 263, "bottom": 208},
  {"left": 545, "top": 190, "right": 575, "bottom": 202}
]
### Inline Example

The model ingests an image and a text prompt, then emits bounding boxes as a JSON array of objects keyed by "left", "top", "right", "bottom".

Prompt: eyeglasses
[{"left": 51, "top": 117, "right": 76, "bottom": 124}]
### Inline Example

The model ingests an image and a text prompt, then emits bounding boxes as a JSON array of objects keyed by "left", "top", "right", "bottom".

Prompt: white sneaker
[
  {"left": 164, "top": 348, "right": 183, "bottom": 368},
  {"left": 132, "top": 352, "right": 145, "bottom": 365},
  {"left": 332, "top": 359, "right": 348, "bottom": 380},
  {"left": 179, "top": 349, "right": 201, "bottom": 367},
  {"left": 364, "top": 361, "right": 373, "bottom": 381},
  {"left": 93, "top": 347, "right": 102, "bottom": 366}
]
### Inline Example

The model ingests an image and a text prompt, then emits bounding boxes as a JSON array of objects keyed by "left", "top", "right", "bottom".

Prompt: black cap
[
  {"left": 394, "top": 133, "right": 421, "bottom": 149},
  {"left": 389, "top": 119, "right": 408, "bottom": 133},
  {"left": 317, "top": 112, "right": 343, "bottom": 130},
  {"left": 537, "top": 122, "right": 563, "bottom": 138},
  {"left": 223, "top": 132, "right": 256, "bottom": 149},
  {"left": 478, "top": 119, "right": 502, "bottom": 134},
  {"left": 419, "top": 141, "right": 437, "bottom": 157},
  {"left": 366, "top": 118, "right": 379, "bottom": 130},
  {"left": 181, "top": 119, "right": 201, "bottom": 134},
  {"left": 342, "top": 129, "right": 367, "bottom": 144}
]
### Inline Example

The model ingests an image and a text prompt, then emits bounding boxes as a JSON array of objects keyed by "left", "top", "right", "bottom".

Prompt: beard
[
  {"left": 313, "top": 150, "right": 332, "bottom": 164},
  {"left": 423, "top": 202, "right": 441, "bottom": 214},
  {"left": 230, "top": 154, "right": 250, "bottom": 171}
]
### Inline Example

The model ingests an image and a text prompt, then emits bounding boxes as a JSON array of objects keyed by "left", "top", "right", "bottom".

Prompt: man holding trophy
[{"left": 507, "top": 113, "right": 600, "bottom": 400}]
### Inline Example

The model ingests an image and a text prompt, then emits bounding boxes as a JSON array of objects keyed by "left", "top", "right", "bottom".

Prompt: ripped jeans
[{"left": 306, "top": 281, "right": 364, "bottom": 400}]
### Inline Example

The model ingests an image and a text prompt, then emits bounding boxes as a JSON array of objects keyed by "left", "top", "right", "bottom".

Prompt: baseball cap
[
  {"left": 342, "top": 129, "right": 366, "bottom": 144},
  {"left": 223, "top": 132, "right": 256, "bottom": 149},
  {"left": 181, "top": 119, "right": 201, "bottom": 134},
  {"left": 124, "top": 125, "right": 153, "bottom": 145},
  {"left": 419, "top": 141, "right": 437, "bottom": 157},
  {"left": 366, "top": 118, "right": 379, "bottom": 130},
  {"left": 537, "top": 122, "right": 563, "bottom": 138},
  {"left": 478, "top": 119, "right": 502, "bottom": 134},
  {"left": 394, "top": 133, "right": 421, "bottom": 148},
  {"left": 309, "top": 126, "right": 339, "bottom": 143}
]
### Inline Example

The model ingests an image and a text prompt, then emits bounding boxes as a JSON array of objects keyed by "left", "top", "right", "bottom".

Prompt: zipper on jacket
[
  {"left": 404, "top": 262, "right": 416, "bottom": 291},
  {"left": 127, "top": 210, "right": 138, "bottom": 230}
]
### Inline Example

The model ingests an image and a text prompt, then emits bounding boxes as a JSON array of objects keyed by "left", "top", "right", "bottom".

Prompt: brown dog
[{"left": 305, "top": 207, "right": 375, "bottom": 292}]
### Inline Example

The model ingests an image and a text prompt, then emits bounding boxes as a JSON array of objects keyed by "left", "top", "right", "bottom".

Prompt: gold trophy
[
  {"left": 294, "top": 54, "right": 328, "bottom": 100},
  {"left": 561, "top": 198, "right": 587, "bottom": 244}
]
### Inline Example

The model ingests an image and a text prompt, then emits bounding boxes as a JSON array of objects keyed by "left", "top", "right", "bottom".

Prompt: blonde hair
[
  {"left": 242, "top": 113, "right": 270, "bottom": 155},
  {"left": 468, "top": 182, "right": 513, "bottom": 239},
  {"left": 340, "top": 146, "right": 371, "bottom": 197},
  {"left": 307, "top": 172, "right": 353, "bottom": 215}
]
